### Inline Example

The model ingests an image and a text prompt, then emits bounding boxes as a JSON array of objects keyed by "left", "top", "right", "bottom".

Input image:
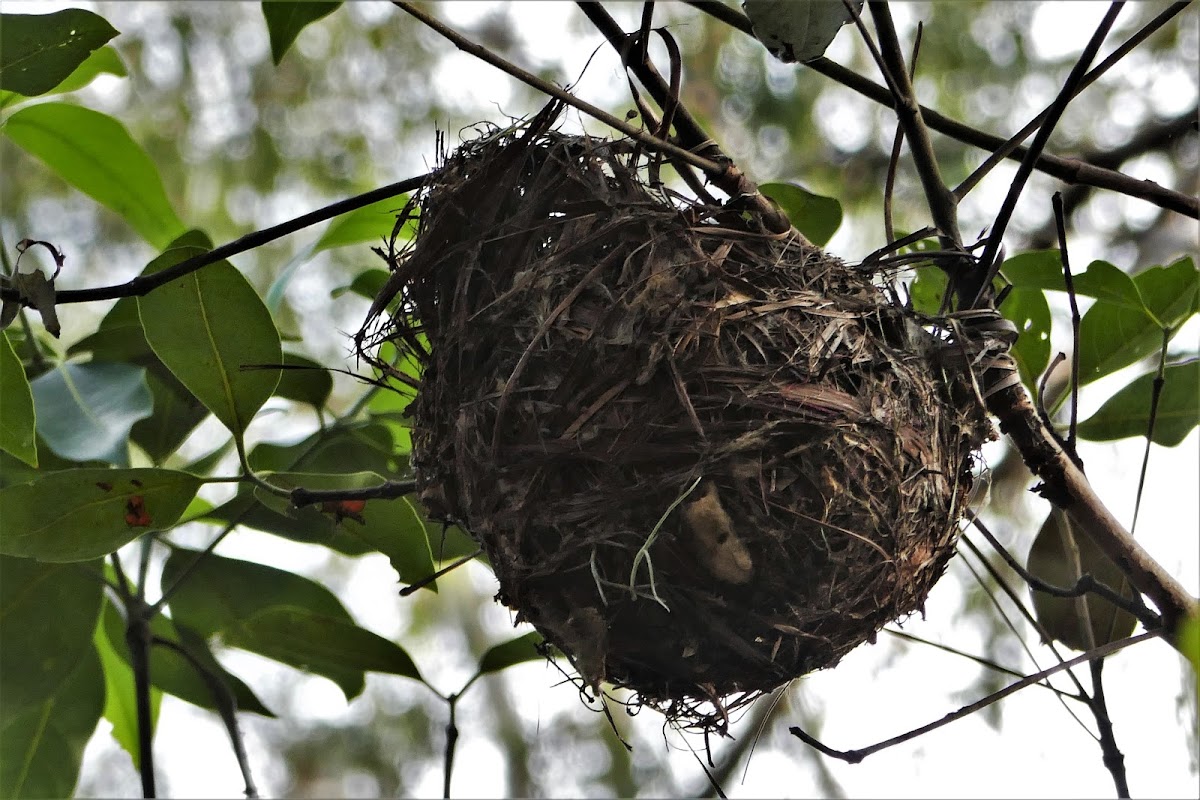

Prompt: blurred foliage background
[{"left": 2, "top": 1, "right": 1197, "bottom": 797}]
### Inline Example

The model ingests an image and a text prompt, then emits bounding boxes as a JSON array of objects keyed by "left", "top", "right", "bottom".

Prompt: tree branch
[{"left": 681, "top": 0, "right": 1198, "bottom": 219}]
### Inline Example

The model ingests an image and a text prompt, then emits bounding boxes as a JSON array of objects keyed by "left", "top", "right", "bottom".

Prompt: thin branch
[
  {"left": 1052, "top": 193, "right": 1082, "bottom": 451},
  {"left": 1089, "top": 660, "right": 1130, "bottom": 797},
  {"left": 967, "top": 3, "right": 1126, "bottom": 308},
  {"left": 864, "top": 2, "right": 961, "bottom": 250},
  {"left": 112, "top": 554, "right": 157, "bottom": 798},
  {"left": 681, "top": 0, "right": 1197, "bottom": 219},
  {"left": 788, "top": 629, "right": 1162, "bottom": 764},
  {"left": 289, "top": 478, "right": 417, "bottom": 508},
  {"left": 954, "top": 2, "right": 1192, "bottom": 201},
  {"left": 152, "top": 637, "right": 259, "bottom": 799},
  {"left": 0, "top": 177, "right": 427, "bottom": 306},
  {"left": 443, "top": 694, "right": 460, "bottom": 799},
  {"left": 399, "top": 549, "right": 484, "bottom": 597}
]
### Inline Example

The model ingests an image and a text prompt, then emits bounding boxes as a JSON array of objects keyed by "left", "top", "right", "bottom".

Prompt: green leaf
[
  {"left": 138, "top": 230, "right": 282, "bottom": 437},
  {"left": 0, "top": 9, "right": 118, "bottom": 96},
  {"left": 742, "top": 0, "right": 859, "bottom": 63},
  {"left": 1027, "top": 508, "right": 1137, "bottom": 652},
  {"left": 1077, "top": 360, "right": 1199, "bottom": 447},
  {"left": 99, "top": 602, "right": 273, "bottom": 717},
  {"left": 0, "top": 646, "right": 104, "bottom": 799},
  {"left": 999, "top": 287, "right": 1051, "bottom": 393},
  {"left": 757, "top": 182, "right": 842, "bottom": 247},
  {"left": 0, "top": 332, "right": 36, "bottom": 467},
  {"left": 4, "top": 103, "right": 185, "bottom": 249},
  {"left": 93, "top": 611, "right": 160, "bottom": 771},
  {"left": 906, "top": 265, "right": 949, "bottom": 317},
  {"left": 331, "top": 267, "right": 389, "bottom": 301},
  {"left": 1001, "top": 254, "right": 1145, "bottom": 312},
  {"left": 275, "top": 352, "right": 333, "bottom": 409},
  {"left": 226, "top": 606, "right": 423, "bottom": 692},
  {"left": 29, "top": 362, "right": 152, "bottom": 467},
  {"left": 313, "top": 195, "right": 410, "bottom": 253},
  {"left": 1179, "top": 610, "right": 1200, "bottom": 684},
  {"left": 477, "top": 632, "right": 543, "bottom": 676},
  {"left": 261, "top": 2, "right": 341, "bottom": 65},
  {"left": 160, "top": 548, "right": 354, "bottom": 638},
  {"left": 131, "top": 368, "right": 211, "bottom": 465},
  {"left": 44, "top": 45, "right": 126, "bottom": 95},
  {"left": 0, "top": 556, "right": 104, "bottom": 714},
  {"left": 1075, "top": 259, "right": 1199, "bottom": 387},
  {"left": 0, "top": 468, "right": 201, "bottom": 561}
]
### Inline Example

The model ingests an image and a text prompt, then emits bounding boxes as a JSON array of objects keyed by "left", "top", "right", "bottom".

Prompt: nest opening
[{"left": 358, "top": 110, "right": 991, "bottom": 732}]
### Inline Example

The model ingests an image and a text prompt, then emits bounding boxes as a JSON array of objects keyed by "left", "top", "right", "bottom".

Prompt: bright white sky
[{"left": 6, "top": 1, "right": 1196, "bottom": 797}]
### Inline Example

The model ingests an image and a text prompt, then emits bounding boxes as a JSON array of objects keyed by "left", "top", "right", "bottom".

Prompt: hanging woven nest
[{"left": 357, "top": 107, "right": 992, "bottom": 732}]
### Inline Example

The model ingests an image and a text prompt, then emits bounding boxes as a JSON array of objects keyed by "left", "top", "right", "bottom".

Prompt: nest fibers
[{"left": 358, "top": 107, "right": 993, "bottom": 732}]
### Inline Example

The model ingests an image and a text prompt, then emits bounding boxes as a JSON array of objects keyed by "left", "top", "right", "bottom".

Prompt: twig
[
  {"left": 0, "top": 176, "right": 427, "bottom": 306},
  {"left": 863, "top": 2, "right": 961, "bottom": 252},
  {"left": 399, "top": 549, "right": 483, "bottom": 597},
  {"left": 289, "top": 479, "right": 417, "bottom": 508},
  {"left": 152, "top": 637, "right": 259, "bottom": 798},
  {"left": 1052, "top": 193, "right": 1082, "bottom": 451},
  {"left": 112, "top": 553, "right": 157, "bottom": 798},
  {"left": 443, "top": 693, "right": 460, "bottom": 799},
  {"left": 788, "top": 629, "right": 1162, "bottom": 764},
  {"left": 680, "top": 0, "right": 1197, "bottom": 219},
  {"left": 1089, "top": 660, "right": 1130, "bottom": 797},
  {"left": 967, "top": 3, "right": 1126, "bottom": 308}
]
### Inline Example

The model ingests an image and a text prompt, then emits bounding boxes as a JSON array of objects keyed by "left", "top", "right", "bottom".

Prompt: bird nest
[{"left": 357, "top": 110, "right": 992, "bottom": 732}]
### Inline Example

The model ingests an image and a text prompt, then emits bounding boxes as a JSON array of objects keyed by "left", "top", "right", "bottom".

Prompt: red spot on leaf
[
  {"left": 96, "top": 481, "right": 113, "bottom": 492},
  {"left": 320, "top": 499, "right": 367, "bottom": 525},
  {"left": 124, "top": 496, "right": 153, "bottom": 528}
]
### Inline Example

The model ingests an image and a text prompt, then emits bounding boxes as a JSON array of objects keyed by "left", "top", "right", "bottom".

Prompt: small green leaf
[
  {"left": 138, "top": 230, "right": 282, "bottom": 438},
  {"left": 30, "top": 362, "right": 152, "bottom": 467},
  {"left": 757, "top": 182, "right": 842, "bottom": 247},
  {"left": 0, "top": 469, "right": 201, "bottom": 561},
  {"left": 0, "top": 332, "right": 37, "bottom": 467},
  {"left": 477, "top": 632, "right": 543, "bottom": 676},
  {"left": 274, "top": 352, "right": 333, "bottom": 409},
  {"left": 742, "top": 0, "right": 859, "bottom": 63},
  {"left": 331, "top": 268, "right": 390, "bottom": 301},
  {"left": 313, "top": 196, "right": 411, "bottom": 253},
  {"left": 94, "top": 612, "right": 161, "bottom": 771},
  {"left": 1027, "top": 508, "right": 1137, "bottom": 652},
  {"left": 0, "top": 645, "right": 104, "bottom": 799},
  {"left": 999, "top": 287, "right": 1051, "bottom": 393},
  {"left": 1077, "top": 360, "right": 1199, "bottom": 447},
  {"left": 1179, "top": 610, "right": 1199, "bottom": 683},
  {"left": 1133, "top": 257, "right": 1198, "bottom": 330},
  {"left": 0, "top": 556, "right": 104, "bottom": 714},
  {"left": 44, "top": 45, "right": 126, "bottom": 95},
  {"left": 4, "top": 103, "right": 185, "bottom": 249},
  {"left": 261, "top": 2, "right": 341, "bottom": 65},
  {"left": 0, "top": 9, "right": 118, "bottom": 96}
]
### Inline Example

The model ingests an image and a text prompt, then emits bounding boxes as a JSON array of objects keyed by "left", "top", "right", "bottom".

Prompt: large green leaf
[
  {"left": 94, "top": 611, "right": 161, "bottom": 771},
  {"left": 0, "top": 9, "right": 117, "bottom": 96},
  {"left": 4, "top": 103, "right": 185, "bottom": 249},
  {"left": 1001, "top": 254, "right": 1145, "bottom": 311},
  {"left": 1077, "top": 360, "right": 1199, "bottom": 447},
  {"left": 0, "top": 468, "right": 201, "bottom": 561},
  {"left": 1076, "top": 259, "right": 1199, "bottom": 386},
  {"left": 29, "top": 362, "right": 152, "bottom": 467},
  {"left": 225, "top": 606, "right": 422, "bottom": 695},
  {"left": 160, "top": 548, "right": 353, "bottom": 637},
  {"left": 138, "top": 230, "right": 282, "bottom": 438},
  {"left": 261, "top": 2, "right": 342, "bottom": 65},
  {"left": 758, "top": 182, "right": 842, "bottom": 247},
  {"left": 161, "top": 549, "right": 375, "bottom": 700},
  {"left": 99, "top": 601, "right": 273, "bottom": 717},
  {"left": 0, "top": 332, "right": 36, "bottom": 467},
  {"left": 0, "top": 646, "right": 104, "bottom": 799},
  {"left": 0, "top": 556, "right": 103, "bottom": 714},
  {"left": 999, "top": 287, "right": 1051, "bottom": 393}
]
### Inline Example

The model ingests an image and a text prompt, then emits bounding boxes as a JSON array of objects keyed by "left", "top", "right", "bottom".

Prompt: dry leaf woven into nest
[{"left": 357, "top": 105, "right": 994, "bottom": 732}]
